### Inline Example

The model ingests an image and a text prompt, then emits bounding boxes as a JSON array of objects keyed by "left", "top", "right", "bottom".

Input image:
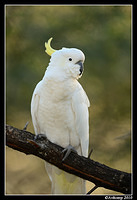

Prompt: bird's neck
[
  {"left": 42, "top": 71, "right": 79, "bottom": 101},
  {"left": 43, "top": 65, "right": 78, "bottom": 82}
]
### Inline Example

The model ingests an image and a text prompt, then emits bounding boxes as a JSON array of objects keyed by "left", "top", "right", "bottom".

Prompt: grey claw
[
  {"left": 62, "top": 145, "right": 77, "bottom": 162},
  {"left": 34, "top": 134, "right": 47, "bottom": 141}
]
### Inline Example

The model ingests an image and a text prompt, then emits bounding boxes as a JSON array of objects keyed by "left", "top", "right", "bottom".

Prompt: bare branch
[
  {"left": 87, "top": 185, "right": 98, "bottom": 194},
  {"left": 6, "top": 124, "right": 131, "bottom": 194}
]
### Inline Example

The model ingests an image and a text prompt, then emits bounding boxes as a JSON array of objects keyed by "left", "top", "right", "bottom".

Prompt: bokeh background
[{"left": 6, "top": 5, "right": 132, "bottom": 195}]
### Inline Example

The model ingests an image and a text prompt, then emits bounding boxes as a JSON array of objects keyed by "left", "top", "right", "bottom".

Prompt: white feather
[
  {"left": 71, "top": 83, "right": 90, "bottom": 157},
  {"left": 31, "top": 47, "right": 90, "bottom": 194}
]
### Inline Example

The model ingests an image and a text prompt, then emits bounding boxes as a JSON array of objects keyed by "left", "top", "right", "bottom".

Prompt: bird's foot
[
  {"left": 34, "top": 134, "right": 47, "bottom": 141},
  {"left": 62, "top": 145, "right": 77, "bottom": 162},
  {"left": 27, "top": 134, "right": 47, "bottom": 150}
]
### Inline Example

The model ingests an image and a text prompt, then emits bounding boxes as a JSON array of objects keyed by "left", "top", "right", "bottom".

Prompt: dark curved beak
[{"left": 76, "top": 61, "right": 84, "bottom": 75}]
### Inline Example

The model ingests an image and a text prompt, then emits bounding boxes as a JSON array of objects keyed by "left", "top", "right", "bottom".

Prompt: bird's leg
[
  {"left": 23, "top": 121, "right": 29, "bottom": 131},
  {"left": 62, "top": 145, "right": 77, "bottom": 162}
]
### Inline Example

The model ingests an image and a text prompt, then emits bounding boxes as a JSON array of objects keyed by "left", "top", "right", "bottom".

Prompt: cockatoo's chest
[{"left": 36, "top": 79, "right": 80, "bottom": 148}]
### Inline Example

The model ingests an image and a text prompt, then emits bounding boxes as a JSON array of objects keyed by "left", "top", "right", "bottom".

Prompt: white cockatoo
[{"left": 31, "top": 38, "right": 90, "bottom": 194}]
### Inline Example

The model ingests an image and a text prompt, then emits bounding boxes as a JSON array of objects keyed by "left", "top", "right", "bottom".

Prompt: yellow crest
[{"left": 45, "top": 37, "right": 56, "bottom": 56}]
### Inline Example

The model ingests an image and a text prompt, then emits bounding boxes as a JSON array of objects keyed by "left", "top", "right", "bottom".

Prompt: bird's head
[{"left": 45, "top": 38, "right": 85, "bottom": 80}]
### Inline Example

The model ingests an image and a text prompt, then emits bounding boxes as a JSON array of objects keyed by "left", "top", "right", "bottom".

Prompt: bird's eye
[{"left": 69, "top": 58, "right": 72, "bottom": 61}]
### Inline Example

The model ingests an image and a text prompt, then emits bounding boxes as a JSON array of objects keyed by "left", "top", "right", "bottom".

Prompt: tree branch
[{"left": 6, "top": 124, "right": 131, "bottom": 194}]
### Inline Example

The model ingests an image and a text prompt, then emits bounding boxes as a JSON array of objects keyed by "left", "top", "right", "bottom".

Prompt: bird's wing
[
  {"left": 71, "top": 84, "right": 90, "bottom": 157},
  {"left": 31, "top": 84, "right": 54, "bottom": 182},
  {"left": 31, "top": 86, "right": 41, "bottom": 135}
]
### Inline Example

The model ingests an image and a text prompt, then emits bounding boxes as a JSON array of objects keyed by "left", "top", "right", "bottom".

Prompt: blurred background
[{"left": 6, "top": 5, "right": 131, "bottom": 195}]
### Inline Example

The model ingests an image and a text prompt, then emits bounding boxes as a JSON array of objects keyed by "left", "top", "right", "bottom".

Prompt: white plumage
[{"left": 31, "top": 45, "right": 90, "bottom": 194}]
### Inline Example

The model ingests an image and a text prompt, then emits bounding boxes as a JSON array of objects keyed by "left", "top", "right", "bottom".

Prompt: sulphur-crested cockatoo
[{"left": 31, "top": 38, "right": 90, "bottom": 194}]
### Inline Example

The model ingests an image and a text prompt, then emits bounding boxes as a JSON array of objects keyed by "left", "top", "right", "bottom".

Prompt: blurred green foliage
[{"left": 6, "top": 5, "right": 131, "bottom": 194}]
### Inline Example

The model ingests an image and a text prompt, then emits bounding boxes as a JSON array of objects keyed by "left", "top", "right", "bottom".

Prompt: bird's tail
[{"left": 46, "top": 163, "right": 86, "bottom": 194}]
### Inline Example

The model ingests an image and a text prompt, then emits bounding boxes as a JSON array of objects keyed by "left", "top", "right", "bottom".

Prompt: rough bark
[{"left": 6, "top": 124, "right": 131, "bottom": 194}]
